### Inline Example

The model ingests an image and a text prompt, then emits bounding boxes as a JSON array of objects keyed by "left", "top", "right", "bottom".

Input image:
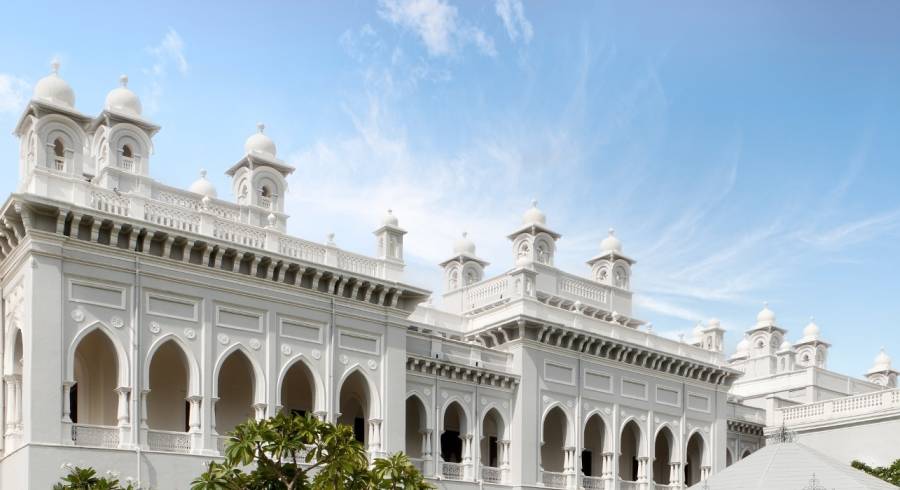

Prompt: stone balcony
[{"left": 769, "top": 388, "right": 900, "bottom": 429}]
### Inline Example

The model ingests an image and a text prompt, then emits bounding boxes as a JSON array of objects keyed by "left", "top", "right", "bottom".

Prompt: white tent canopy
[{"left": 692, "top": 441, "right": 898, "bottom": 490}]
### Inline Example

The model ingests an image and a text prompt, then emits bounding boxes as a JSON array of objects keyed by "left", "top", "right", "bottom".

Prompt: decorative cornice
[{"left": 406, "top": 354, "right": 519, "bottom": 390}]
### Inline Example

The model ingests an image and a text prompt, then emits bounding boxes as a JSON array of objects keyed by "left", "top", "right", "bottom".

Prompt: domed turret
[
  {"left": 756, "top": 302, "right": 776, "bottom": 326},
  {"left": 188, "top": 169, "right": 217, "bottom": 198},
  {"left": 778, "top": 339, "right": 793, "bottom": 352},
  {"left": 871, "top": 348, "right": 892, "bottom": 372},
  {"left": 601, "top": 228, "right": 623, "bottom": 253},
  {"left": 522, "top": 200, "right": 546, "bottom": 226},
  {"left": 802, "top": 317, "right": 820, "bottom": 339},
  {"left": 104, "top": 75, "right": 142, "bottom": 116},
  {"left": 244, "top": 123, "right": 277, "bottom": 158},
  {"left": 381, "top": 209, "right": 399, "bottom": 227},
  {"left": 33, "top": 60, "right": 75, "bottom": 108},
  {"left": 453, "top": 232, "right": 476, "bottom": 256}
]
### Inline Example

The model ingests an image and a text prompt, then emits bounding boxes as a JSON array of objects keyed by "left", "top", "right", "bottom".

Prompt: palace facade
[{"left": 1, "top": 63, "right": 896, "bottom": 489}]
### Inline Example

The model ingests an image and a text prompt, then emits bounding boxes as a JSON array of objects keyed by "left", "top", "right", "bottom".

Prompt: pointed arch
[
  {"left": 67, "top": 321, "right": 129, "bottom": 387},
  {"left": 582, "top": 412, "right": 608, "bottom": 477},
  {"left": 440, "top": 399, "right": 468, "bottom": 464},
  {"left": 337, "top": 365, "right": 381, "bottom": 419},
  {"left": 143, "top": 333, "right": 200, "bottom": 396},
  {"left": 726, "top": 448, "right": 734, "bottom": 467},
  {"left": 146, "top": 336, "right": 193, "bottom": 431},
  {"left": 3, "top": 325, "right": 23, "bottom": 375},
  {"left": 405, "top": 394, "right": 429, "bottom": 458},
  {"left": 541, "top": 404, "right": 571, "bottom": 473},
  {"left": 481, "top": 406, "right": 505, "bottom": 468},
  {"left": 276, "top": 354, "right": 324, "bottom": 415},
  {"left": 583, "top": 409, "right": 614, "bottom": 449},
  {"left": 338, "top": 367, "right": 378, "bottom": 444},
  {"left": 684, "top": 430, "right": 709, "bottom": 486},
  {"left": 619, "top": 418, "right": 644, "bottom": 482},
  {"left": 212, "top": 343, "right": 265, "bottom": 402},
  {"left": 406, "top": 391, "right": 433, "bottom": 428},
  {"left": 653, "top": 424, "right": 677, "bottom": 485}
]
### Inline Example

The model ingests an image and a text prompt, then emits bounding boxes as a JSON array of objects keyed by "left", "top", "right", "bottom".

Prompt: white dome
[
  {"left": 522, "top": 200, "right": 546, "bottom": 226},
  {"left": 381, "top": 209, "right": 399, "bottom": 227},
  {"left": 244, "top": 123, "right": 277, "bottom": 158},
  {"left": 872, "top": 348, "right": 892, "bottom": 371},
  {"left": 708, "top": 318, "right": 722, "bottom": 329},
  {"left": 692, "top": 322, "right": 704, "bottom": 340},
  {"left": 802, "top": 317, "right": 820, "bottom": 339},
  {"left": 188, "top": 169, "right": 217, "bottom": 198},
  {"left": 453, "top": 232, "right": 476, "bottom": 255},
  {"left": 33, "top": 60, "right": 75, "bottom": 108},
  {"left": 778, "top": 340, "right": 793, "bottom": 352},
  {"left": 601, "top": 228, "right": 623, "bottom": 253},
  {"left": 756, "top": 302, "right": 776, "bottom": 325},
  {"left": 104, "top": 75, "right": 142, "bottom": 115},
  {"left": 736, "top": 337, "right": 750, "bottom": 353}
]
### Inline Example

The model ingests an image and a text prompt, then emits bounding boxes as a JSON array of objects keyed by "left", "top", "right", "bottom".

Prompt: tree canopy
[{"left": 852, "top": 458, "right": 900, "bottom": 486}]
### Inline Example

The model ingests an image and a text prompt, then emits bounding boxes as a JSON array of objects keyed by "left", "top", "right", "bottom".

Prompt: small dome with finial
[
  {"left": 522, "top": 199, "right": 546, "bottom": 226},
  {"left": 692, "top": 322, "right": 704, "bottom": 341},
  {"left": 871, "top": 348, "right": 892, "bottom": 372},
  {"left": 735, "top": 336, "right": 750, "bottom": 355},
  {"left": 757, "top": 302, "right": 776, "bottom": 325},
  {"left": 104, "top": 74, "right": 142, "bottom": 115},
  {"left": 382, "top": 209, "right": 399, "bottom": 227},
  {"left": 189, "top": 169, "right": 217, "bottom": 198},
  {"left": 244, "top": 123, "right": 277, "bottom": 158},
  {"left": 778, "top": 339, "right": 793, "bottom": 352},
  {"left": 33, "top": 59, "right": 75, "bottom": 108},
  {"left": 453, "top": 232, "right": 476, "bottom": 255},
  {"left": 601, "top": 228, "right": 623, "bottom": 253},
  {"left": 802, "top": 317, "right": 821, "bottom": 339}
]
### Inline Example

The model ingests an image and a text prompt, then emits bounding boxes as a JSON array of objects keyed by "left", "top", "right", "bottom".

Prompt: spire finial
[
  {"left": 531, "top": 199, "right": 538, "bottom": 208},
  {"left": 387, "top": 208, "right": 393, "bottom": 214},
  {"left": 119, "top": 74, "right": 128, "bottom": 87},
  {"left": 764, "top": 301, "right": 769, "bottom": 308},
  {"left": 50, "top": 58, "right": 60, "bottom": 74},
  {"left": 256, "top": 122, "right": 265, "bottom": 133},
  {"left": 809, "top": 315, "right": 815, "bottom": 322},
  {"left": 462, "top": 231, "right": 468, "bottom": 238},
  {"left": 199, "top": 168, "right": 207, "bottom": 178},
  {"left": 608, "top": 227, "right": 615, "bottom": 236}
]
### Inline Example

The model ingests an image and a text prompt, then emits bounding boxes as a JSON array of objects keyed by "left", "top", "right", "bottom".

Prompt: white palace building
[{"left": 1, "top": 63, "right": 898, "bottom": 489}]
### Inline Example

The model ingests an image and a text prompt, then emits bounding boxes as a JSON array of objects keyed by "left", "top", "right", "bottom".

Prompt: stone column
[
  {"left": 116, "top": 387, "right": 132, "bottom": 449},
  {"left": 61, "top": 382, "right": 74, "bottom": 444},
  {"left": 253, "top": 403, "right": 267, "bottom": 421},
  {"left": 701, "top": 465, "right": 711, "bottom": 481},
  {"left": 13, "top": 375, "right": 22, "bottom": 433},
  {"left": 5, "top": 376, "right": 17, "bottom": 435},
  {"left": 139, "top": 389, "right": 150, "bottom": 449},
  {"left": 188, "top": 396, "right": 203, "bottom": 453}
]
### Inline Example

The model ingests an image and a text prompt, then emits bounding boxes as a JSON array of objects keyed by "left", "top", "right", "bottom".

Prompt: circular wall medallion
[
  {"left": 340, "top": 354, "right": 349, "bottom": 365},
  {"left": 604, "top": 407, "right": 611, "bottom": 415},
  {"left": 566, "top": 400, "right": 574, "bottom": 408},
  {"left": 311, "top": 349, "right": 321, "bottom": 360},
  {"left": 367, "top": 359, "right": 377, "bottom": 370},
  {"left": 481, "top": 398, "right": 487, "bottom": 406},
  {"left": 502, "top": 401, "right": 509, "bottom": 408},
  {"left": 184, "top": 328, "right": 196, "bottom": 340},
  {"left": 424, "top": 388, "right": 432, "bottom": 396},
  {"left": 281, "top": 344, "right": 293, "bottom": 356},
  {"left": 217, "top": 333, "right": 230, "bottom": 345},
  {"left": 542, "top": 395, "right": 550, "bottom": 404},
  {"left": 441, "top": 391, "right": 449, "bottom": 399},
  {"left": 249, "top": 338, "right": 261, "bottom": 350},
  {"left": 149, "top": 322, "right": 161, "bottom": 334},
  {"left": 71, "top": 309, "right": 85, "bottom": 323},
  {"left": 110, "top": 316, "right": 124, "bottom": 329}
]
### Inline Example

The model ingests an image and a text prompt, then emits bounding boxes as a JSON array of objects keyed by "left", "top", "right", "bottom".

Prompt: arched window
[
  {"left": 405, "top": 396, "right": 427, "bottom": 460},
  {"left": 614, "top": 266, "right": 628, "bottom": 288},
  {"left": 685, "top": 433, "right": 706, "bottom": 486},
  {"left": 619, "top": 420, "right": 641, "bottom": 482},
  {"left": 260, "top": 186, "right": 271, "bottom": 197},
  {"left": 216, "top": 350, "right": 256, "bottom": 435},
  {"left": 72, "top": 330, "right": 119, "bottom": 426},
  {"left": 653, "top": 427, "right": 676, "bottom": 485},
  {"left": 441, "top": 401, "right": 467, "bottom": 464},
  {"left": 726, "top": 449, "right": 734, "bottom": 467},
  {"left": 338, "top": 371, "right": 371, "bottom": 445},
  {"left": 541, "top": 407, "right": 568, "bottom": 473},
  {"left": 122, "top": 145, "right": 133, "bottom": 158},
  {"left": 280, "top": 360, "right": 315, "bottom": 417},
  {"left": 448, "top": 269, "right": 459, "bottom": 290},
  {"left": 582, "top": 414, "right": 606, "bottom": 477},
  {"left": 481, "top": 408, "right": 504, "bottom": 468},
  {"left": 53, "top": 138, "right": 65, "bottom": 170},
  {"left": 148, "top": 340, "right": 190, "bottom": 432}
]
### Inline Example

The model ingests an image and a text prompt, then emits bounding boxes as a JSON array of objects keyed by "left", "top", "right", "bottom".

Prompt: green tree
[
  {"left": 54, "top": 464, "right": 139, "bottom": 490},
  {"left": 852, "top": 458, "right": 900, "bottom": 486},
  {"left": 192, "top": 412, "right": 432, "bottom": 490}
]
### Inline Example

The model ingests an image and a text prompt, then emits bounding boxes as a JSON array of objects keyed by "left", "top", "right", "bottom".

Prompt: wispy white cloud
[
  {"left": 495, "top": 0, "right": 533, "bottom": 44},
  {"left": 378, "top": 0, "right": 496, "bottom": 57},
  {"left": 0, "top": 74, "right": 29, "bottom": 114},
  {"left": 797, "top": 209, "right": 900, "bottom": 248},
  {"left": 143, "top": 28, "right": 189, "bottom": 114}
]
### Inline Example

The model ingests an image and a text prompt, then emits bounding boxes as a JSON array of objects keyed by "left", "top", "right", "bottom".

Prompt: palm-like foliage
[
  {"left": 191, "top": 412, "right": 432, "bottom": 490},
  {"left": 54, "top": 465, "right": 139, "bottom": 490}
]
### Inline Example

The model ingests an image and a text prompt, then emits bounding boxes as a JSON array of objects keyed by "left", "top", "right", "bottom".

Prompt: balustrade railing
[
  {"left": 216, "top": 435, "right": 230, "bottom": 454},
  {"left": 541, "top": 470, "right": 567, "bottom": 488},
  {"left": 779, "top": 388, "right": 900, "bottom": 425},
  {"left": 72, "top": 423, "right": 119, "bottom": 449},
  {"left": 441, "top": 461, "right": 465, "bottom": 480},
  {"left": 278, "top": 236, "right": 327, "bottom": 264},
  {"left": 147, "top": 429, "right": 191, "bottom": 453},
  {"left": 655, "top": 484, "right": 679, "bottom": 489},
  {"left": 157, "top": 191, "right": 202, "bottom": 211},
  {"left": 581, "top": 475, "right": 604, "bottom": 489},
  {"left": 90, "top": 190, "right": 130, "bottom": 217},
  {"left": 620, "top": 481, "right": 639, "bottom": 490},
  {"left": 464, "top": 276, "right": 510, "bottom": 311},
  {"left": 120, "top": 157, "right": 135, "bottom": 172},
  {"left": 481, "top": 465, "right": 502, "bottom": 483},
  {"left": 53, "top": 156, "right": 65, "bottom": 171},
  {"left": 337, "top": 251, "right": 381, "bottom": 277},
  {"left": 557, "top": 272, "right": 609, "bottom": 305},
  {"left": 144, "top": 201, "right": 201, "bottom": 233},
  {"left": 258, "top": 196, "right": 272, "bottom": 209},
  {"left": 213, "top": 219, "right": 266, "bottom": 248}
]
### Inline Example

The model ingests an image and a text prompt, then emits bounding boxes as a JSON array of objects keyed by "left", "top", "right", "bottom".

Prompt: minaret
[
  {"left": 701, "top": 318, "right": 726, "bottom": 353},
  {"left": 374, "top": 209, "right": 406, "bottom": 281},
  {"left": 227, "top": 123, "right": 295, "bottom": 230},
  {"left": 507, "top": 200, "right": 560, "bottom": 266},
  {"left": 865, "top": 348, "right": 898, "bottom": 388},
  {"left": 587, "top": 228, "right": 636, "bottom": 290},
  {"left": 440, "top": 232, "right": 489, "bottom": 291}
]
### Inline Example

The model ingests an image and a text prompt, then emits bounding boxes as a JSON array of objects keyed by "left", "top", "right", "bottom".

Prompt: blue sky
[{"left": 1, "top": 1, "right": 899, "bottom": 376}]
